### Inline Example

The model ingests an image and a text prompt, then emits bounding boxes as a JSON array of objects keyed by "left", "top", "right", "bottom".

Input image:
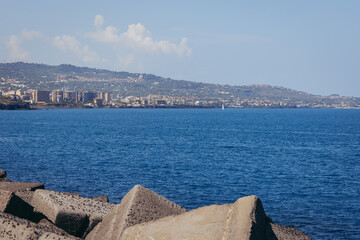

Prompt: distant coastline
[{"left": 1, "top": 62, "right": 360, "bottom": 109}]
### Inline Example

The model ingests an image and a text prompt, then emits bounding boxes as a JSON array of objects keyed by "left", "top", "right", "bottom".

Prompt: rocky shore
[{"left": 0, "top": 169, "right": 311, "bottom": 239}]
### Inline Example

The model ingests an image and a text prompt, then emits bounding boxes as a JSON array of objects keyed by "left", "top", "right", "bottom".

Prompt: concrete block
[
  {"left": 14, "top": 190, "right": 34, "bottom": 205},
  {"left": 0, "top": 189, "right": 36, "bottom": 221},
  {"left": 31, "top": 189, "right": 114, "bottom": 238},
  {"left": 86, "top": 184, "right": 186, "bottom": 240},
  {"left": 0, "top": 212, "right": 79, "bottom": 240},
  {"left": 266, "top": 222, "right": 311, "bottom": 240},
  {"left": 120, "top": 195, "right": 267, "bottom": 240},
  {"left": 0, "top": 182, "right": 44, "bottom": 192}
]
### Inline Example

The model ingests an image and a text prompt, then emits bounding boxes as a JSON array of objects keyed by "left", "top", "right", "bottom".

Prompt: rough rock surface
[
  {"left": 92, "top": 195, "right": 109, "bottom": 202},
  {"left": 14, "top": 190, "right": 35, "bottom": 205},
  {"left": 0, "top": 177, "right": 11, "bottom": 182},
  {"left": 120, "top": 195, "right": 266, "bottom": 240},
  {"left": 0, "top": 212, "right": 79, "bottom": 240},
  {"left": 86, "top": 184, "right": 187, "bottom": 240},
  {"left": 266, "top": 222, "right": 311, "bottom": 240},
  {"left": 0, "top": 182, "right": 44, "bottom": 192},
  {"left": 31, "top": 189, "right": 114, "bottom": 238}
]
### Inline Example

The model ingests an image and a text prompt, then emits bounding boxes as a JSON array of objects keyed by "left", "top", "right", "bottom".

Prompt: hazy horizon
[{"left": 1, "top": 1, "right": 359, "bottom": 97}]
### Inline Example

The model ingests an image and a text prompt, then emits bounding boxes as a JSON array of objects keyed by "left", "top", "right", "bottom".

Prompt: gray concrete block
[
  {"left": 266, "top": 222, "right": 311, "bottom": 240},
  {"left": 0, "top": 182, "right": 44, "bottom": 192},
  {"left": 86, "top": 185, "right": 187, "bottom": 240},
  {"left": 120, "top": 195, "right": 267, "bottom": 240},
  {"left": 31, "top": 189, "right": 114, "bottom": 238},
  {"left": 0, "top": 189, "right": 36, "bottom": 221},
  {"left": 0, "top": 212, "right": 79, "bottom": 240},
  {"left": 14, "top": 190, "right": 34, "bottom": 205}
]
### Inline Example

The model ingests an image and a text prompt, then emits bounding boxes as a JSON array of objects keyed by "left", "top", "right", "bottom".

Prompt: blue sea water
[{"left": 0, "top": 108, "right": 359, "bottom": 239}]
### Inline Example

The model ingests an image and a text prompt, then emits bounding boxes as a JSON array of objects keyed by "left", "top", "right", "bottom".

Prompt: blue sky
[{"left": 1, "top": 1, "right": 359, "bottom": 96}]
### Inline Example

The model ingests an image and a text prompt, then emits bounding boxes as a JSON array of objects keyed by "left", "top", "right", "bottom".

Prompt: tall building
[
  {"left": 33, "top": 90, "right": 50, "bottom": 103},
  {"left": 104, "top": 92, "right": 111, "bottom": 104},
  {"left": 63, "top": 91, "right": 77, "bottom": 102},
  {"left": 83, "top": 91, "right": 97, "bottom": 103},
  {"left": 51, "top": 90, "right": 63, "bottom": 102}
]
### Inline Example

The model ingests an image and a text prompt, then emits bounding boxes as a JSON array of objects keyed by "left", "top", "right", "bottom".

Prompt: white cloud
[
  {"left": 21, "top": 29, "right": 44, "bottom": 40},
  {"left": 94, "top": 14, "right": 105, "bottom": 28},
  {"left": 6, "top": 35, "right": 29, "bottom": 61},
  {"left": 87, "top": 15, "right": 192, "bottom": 57},
  {"left": 53, "top": 35, "right": 99, "bottom": 62}
]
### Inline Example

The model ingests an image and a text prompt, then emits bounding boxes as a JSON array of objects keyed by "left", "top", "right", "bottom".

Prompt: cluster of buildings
[
  {"left": 1, "top": 89, "right": 111, "bottom": 107},
  {"left": 1, "top": 88, "right": 358, "bottom": 109}
]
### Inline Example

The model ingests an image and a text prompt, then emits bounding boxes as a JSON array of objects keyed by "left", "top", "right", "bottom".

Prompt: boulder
[
  {"left": 120, "top": 195, "right": 266, "bottom": 240},
  {"left": 0, "top": 169, "right": 6, "bottom": 178},
  {"left": 0, "top": 182, "right": 44, "bottom": 192},
  {"left": 0, "top": 212, "right": 79, "bottom": 240},
  {"left": 31, "top": 189, "right": 114, "bottom": 238},
  {"left": 86, "top": 185, "right": 187, "bottom": 240},
  {"left": 0, "top": 189, "right": 36, "bottom": 221},
  {"left": 92, "top": 195, "right": 109, "bottom": 203}
]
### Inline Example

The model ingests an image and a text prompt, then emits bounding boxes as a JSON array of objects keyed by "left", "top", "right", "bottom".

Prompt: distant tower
[{"left": 104, "top": 92, "right": 111, "bottom": 104}]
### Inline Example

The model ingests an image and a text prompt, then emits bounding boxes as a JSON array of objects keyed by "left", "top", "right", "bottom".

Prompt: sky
[{"left": 1, "top": 0, "right": 359, "bottom": 97}]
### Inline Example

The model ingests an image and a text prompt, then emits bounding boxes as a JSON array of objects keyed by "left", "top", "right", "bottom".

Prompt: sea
[{"left": 0, "top": 108, "right": 359, "bottom": 239}]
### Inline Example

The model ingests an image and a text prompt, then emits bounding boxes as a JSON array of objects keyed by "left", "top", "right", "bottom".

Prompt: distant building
[
  {"left": 51, "top": 90, "right": 63, "bottom": 102},
  {"left": 98, "top": 92, "right": 105, "bottom": 99},
  {"left": 33, "top": 90, "right": 50, "bottom": 103},
  {"left": 94, "top": 98, "right": 104, "bottom": 107},
  {"left": 21, "top": 95, "right": 31, "bottom": 101},
  {"left": 156, "top": 100, "right": 167, "bottom": 105},
  {"left": 16, "top": 89, "right": 25, "bottom": 96},
  {"left": 82, "top": 91, "right": 97, "bottom": 103},
  {"left": 63, "top": 91, "right": 77, "bottom": 102},
  {"left": 104, "top": 92, "right": 111, "bottom": 104}
]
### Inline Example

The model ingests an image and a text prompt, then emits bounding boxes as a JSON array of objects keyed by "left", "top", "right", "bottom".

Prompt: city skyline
[{"left": 1, "top": 1, "right": 359, "bottom": 97}]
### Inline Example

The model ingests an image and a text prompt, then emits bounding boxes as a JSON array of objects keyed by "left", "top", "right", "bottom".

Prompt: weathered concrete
[
  {"left": 0, "top": 212, "right": 79, "bottom": 240},
  {"left": 92, "top": 195, "right": 109, "bottom": 202},
  {"left": 86, "top": 185, "right": 187, "bottom": 240},
  {"left": 120, "top": 195, "right": 266, "bottom": 240},
  {"left": 0, "top": 181, "right": 44, "bottom": 192},
  {"left": 38, "top": 218, "right": 70, "bottom": 235},
  {"left": 14, "top": 190, "right": 34, "bottom": 205},
  {"left": 266, "top": 222, "right": 311, "bottom": 240},
  {"left": 0, "top": 177, "right": 11, "bottom": 182},
  {"left": 0, "top": 189, "right": 36, "bottom": 221},
  {"left": 31, "top": 189, "right": 114, "bottom": 238},
  {"left": 0, "top": 169, "right": 6, "bottom": 178}
]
